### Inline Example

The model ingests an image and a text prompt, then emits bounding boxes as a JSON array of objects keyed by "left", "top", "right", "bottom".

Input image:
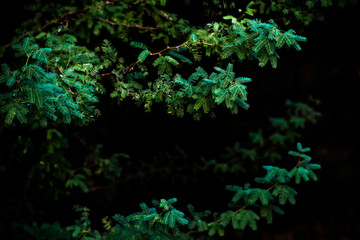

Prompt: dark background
[{"left": 1, "top": 1, "right": 359, "bottom": 239}]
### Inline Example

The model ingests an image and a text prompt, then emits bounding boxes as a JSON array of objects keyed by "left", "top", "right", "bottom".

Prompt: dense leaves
[{"left": 0, "top": 0, "right": 334, "bottom": 239}]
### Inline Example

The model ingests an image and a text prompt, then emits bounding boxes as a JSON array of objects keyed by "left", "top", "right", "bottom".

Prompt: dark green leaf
[
  {"left": 32, "top": 48, "right": 52, "bottom": 63},
  {"left": 272, "top": 184, "right": 297, "bottom": 205}
]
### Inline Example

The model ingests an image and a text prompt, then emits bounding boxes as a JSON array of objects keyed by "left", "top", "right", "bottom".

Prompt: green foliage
[
  {"left": 186, "top": 16, "right": 307, "bottom": 69},
  {"left": 1, "top": 36, "right": 103, "bottom": 126},
  {"left": 212, "top": 142, "right": 320, "bottom": 234},
  {"left": 272, "top": 184, "right": 297, "bottom": 205},
  {"left": 21, "top": 141, "right": 321, "bottom": 239},
  {"left": 106, "top": 198, "right": 189, "bottom": 239},
  {"left": 0, "top": 0, "right": 336, "bottom": 239},
  {"left": 2, "top": 0, "right": 315, "bottom": 124}
]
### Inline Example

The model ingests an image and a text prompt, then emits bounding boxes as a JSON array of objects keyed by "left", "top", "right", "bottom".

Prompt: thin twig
[{"left": 118, "top": 42, "right": 186, "bottom": 73}]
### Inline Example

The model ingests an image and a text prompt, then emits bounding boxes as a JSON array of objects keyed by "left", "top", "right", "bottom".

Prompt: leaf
[
  {"left": 1, "top": 63, "right": 11, "bottom": 77},
  {"left": 263, "top": 166, "right": 289, "bottom": 183},
  {"left": 71, "top": 226, "right": 81, "bottom": 238},
  {"left": 270, "top": 117, "right": 289, "bottom": 130},
  {"left": 269, "top": 132, "right": 286, "bottom": 146},
  {"left": 164, "top": 56, "right": 179, "bottom": 66},
  {"left": 138, "top": 49, "right": 150, "bottom": 62},
  {"left": 253, "top": 36, "right": 269, "bottom": 53},
  {"left": 163, "top": 209, "right": 188, "bottom": 229},
  {"left": 130, "top": 41, "right": 148, "bottom": 50},
  {"left": 0, "top": 63, "right": 19, "bottom": 87},
  {"left": 219, "top": 210, "right": 233, "bottom": 227},
  {"left": 6, "top": 77, "right": 16, "bottom": 87},
  {"left": 2, "top": 103, "right": 29, "bottom": 125},
  {"left": 153, "top": 59, "right": 172, "bottom": 75},
  {"left": 225, "top": 63, "right": 233, "bottom": 75},
  {"left": 22, "top": 64, "right": 47, "bottom": 81},
  {"left": 194, "top": 97, "right": 210, "bottom": 113},
  {"left": 169, "top": 50, "right": 192, "bottom": 64},
  {"left": 221, "top": 44, "right": 236, "bottom": 59},
  {"left": 214, "top": 88, "right": 229, "bottom": 104},
  {"left": 288, "top": 167, "right": 310, "bottom": 184},
  {"left": 0, "top": 64, "right": 19, "bottom": 87},
  {"left": 297, "top": 142, "right": 311, "bottom": 152},
  {"left": 300, "top": 153, "right": 312, "bottom": 162},
  {"left": 268, "top": 24, "right": 280, "bottom": 40},
  {"left": 270, "top": 54, "right": 278, "bottom": 68},
  {"left": 12, "top": 37, "right": 38, "bottom": 57},
  {"left": 196, "top": 66, "right": 209, "bottom": 78},
  {"left": 26, "top": 87, "right": 43, "bottom": 109},
  {"left": 288, "top": 150, "right": 300, "bottom": 157},
  {"left": 159, "top": 198, "right": 177, "bottom": 210},
  {"left": 190, "top": 34, "right": 197, "bottom": 40},
  {"left": 113, "top": 214, "right": 129, "bottom": 227},
  {"left": 249, "top": 188, "right": 273, "bottom": 206},
  {"left": 234, "top": 210, "right": 260, "bottom": 231},
  {"left": 249, "top": 129, "right": 264, "bottom": 146},
  {"left": 240, "top": 148, "right": 257, "bottom": 161},
  {"left": 236, "top": 98, "right": 250, "bottom": 110},
  {"left": 65, "top": 174, "right": 88, "bottom": 192},
  {"left": 32, "top": 48, "right": 52, "bottom": 64},
  {"left": 126, "top": 201, "right": 162, "bottom": 227},
  {"left": 5, "top": 108, "right": 16, "bottom": 125},
  {"left": 208, "top": 222, "right": 225, "bottom": 236},
  {"left": 226, "top": 185, "right": 244, "bottom": 203},
  {"left": 195, "top": 219, "right": 208, "bottom": 232},
  {"left": 229, "top": 82, "right": 247, "bottom": 101},
  {"left": 235, "top": 77, "right": 252, "bottom": 84},
  {"left": 275, "top": 30, "right": 306, "bottom": 50},
  {"left": 56, "top": 100, "right": 70, "bottom": 116},
  {"left": 260, "top": 204, "right": 284, "bottom": 224},
  {"left": 307, "top": 163, "right": 321, "bottom": 170},
  {"left": 272, "top": 184, "right": 297, "bottom": 205}
]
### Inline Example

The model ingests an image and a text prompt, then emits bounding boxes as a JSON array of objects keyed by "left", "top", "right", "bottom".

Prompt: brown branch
[
  {"left": 98, "top": 18, "right": 118, "bottom": 26},
  {"left": 101, "top": 72, "right": 119, "bottom": 82},
  {"left": 95, "top": 0, "right": 119, "bottom": 9},
  {"left": 150, "top": 43, "right": 185, "bottom": 56},
  {"left": 121, "top": 60, "right": 140, "bottom": 73},
  {"left": 119, "top": 42, "right": 186, "bottom": 73}
]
